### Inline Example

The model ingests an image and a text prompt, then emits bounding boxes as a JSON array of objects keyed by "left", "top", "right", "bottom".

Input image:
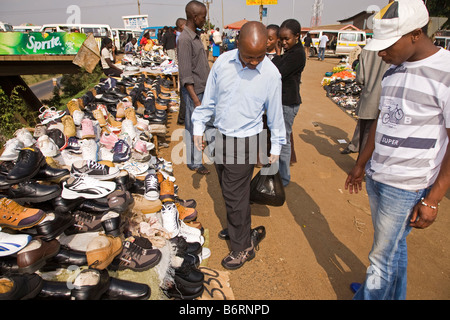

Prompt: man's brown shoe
[{"left": 221, "top": 246, "right": 255, "bottom": 270}]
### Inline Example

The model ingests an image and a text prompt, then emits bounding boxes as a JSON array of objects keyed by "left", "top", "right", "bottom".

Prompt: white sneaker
[
  {"left": 71, "top": 159, "right": 120, "bottom": 180},
  {"left": 37, "top": 135, "right": 59, "bottom": 157},
  {"left": 119, "top": 161, "right": 149, "bottom": 176},
  {"left": 72, "top": 109, "right": 85, "bottom": 126},
  {"left": 121, "top": 119, "right": 137, "bottom": 141},
  {"left": 79, "top": 139, "right": 98, "bottom": 162},
  {"left": 161, "top": 202, "right": 180, "bottom": 238},
  {"left": 0, "top": 138, "right": 24, "bottom": 161},
  {"left": 58, "top": 149, "right": 83, "bottom": 167},
  {"left": 0, "top": 227, "right": 32, "bottom": 257},
  {"left": 99, "top": 147, "right": 114, "bottom": 162},
  {"left": 61, "top": 174, "right": 116, "bottom": 199},
  {"left": 14, "top": 128, "right": 36, "bottom": 147}
]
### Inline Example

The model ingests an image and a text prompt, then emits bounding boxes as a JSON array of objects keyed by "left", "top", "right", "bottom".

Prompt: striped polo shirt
[{"left": 366, "top": 48, "right": 450, "bottom": 190}]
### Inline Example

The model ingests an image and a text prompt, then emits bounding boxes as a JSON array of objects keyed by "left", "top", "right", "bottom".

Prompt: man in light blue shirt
[{"left": 192, "top": 21, "right": 286, "bottom": 270}]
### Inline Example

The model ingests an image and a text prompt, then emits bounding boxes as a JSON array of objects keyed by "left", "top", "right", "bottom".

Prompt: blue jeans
[
  {"left": 279, "top": 104, "right": 300, "bottom": 187},
  {"left": 318, "top": 47, "right": 325, "bottom": 60},
  {"left": 182, "top": 87, "right": 204, "bottom": 170},
  {"left": 354, "top": 176, "right": 429, "bottom": 300}
]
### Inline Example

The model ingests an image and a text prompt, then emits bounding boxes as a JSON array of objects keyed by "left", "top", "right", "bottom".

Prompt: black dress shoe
[
  {"left": 35, "top": 280, "right": 71, "bottom": 300},
  {"left": 0, "top": 256, "right": 20, "bottom": 274},
  {"left": 71, "top": 269, "right": 110, "bottom": 300},
  {"left": 41, "top": 246, "right": 87, "bottom": 271},
  {"left": 102, "top": 277, "right": 151, "bottom": 300},
  {"left": 6, "top": 147, "right": 46, "bottom": 183},
  {"left": 0, "top": 274, "right": 44, "bottom": 300},
  {"left": 33, "top": 164, "right": 70, "bottom": 182},
  {"left": 8, "top": 181, "right": 61, "bottom": 203},
  {"left": 52, "top": 196, "right": 85, "bottom": 214},
  {"left": 35, "top": 212, "right": 75, "bottom": 241}
]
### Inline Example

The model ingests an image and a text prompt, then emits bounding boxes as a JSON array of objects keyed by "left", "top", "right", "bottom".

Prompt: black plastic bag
[{"left": 250, "top": 164, "right": 285, "bottom": 207}]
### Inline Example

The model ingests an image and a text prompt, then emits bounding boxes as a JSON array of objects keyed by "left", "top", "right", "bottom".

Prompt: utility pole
[
  {"left": 137, "top": 0, "right": 141, "bottom": 15},
  {"left": 203, "top": 0, "right": 212, "bottom": 30}
]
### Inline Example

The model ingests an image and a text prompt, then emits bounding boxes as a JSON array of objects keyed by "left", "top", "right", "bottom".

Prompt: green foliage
[
  {"left": 0, "top": 85, "right": 37, "bottom": 145},
  {"left": 60, "top": 65, "right": 103, "bottom": 97}
]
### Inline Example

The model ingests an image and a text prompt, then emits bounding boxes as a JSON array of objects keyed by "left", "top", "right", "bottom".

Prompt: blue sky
[{"left": 1, "top": 0, "right": 391, "bottom": 29}]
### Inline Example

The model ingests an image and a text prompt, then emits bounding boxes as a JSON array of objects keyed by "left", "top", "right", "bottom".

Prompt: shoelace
[
  {"left": 118, "top": 241, "right": 144, "bottom": 266},
  {"left": 73, "top": 211, "right": 97, "bottom": 229},
  {"left": 145, "top": 174, "right": 159, "bottom": 192},
  {"left": 86, "top": 160, "right": 106, "bottom": 172}
]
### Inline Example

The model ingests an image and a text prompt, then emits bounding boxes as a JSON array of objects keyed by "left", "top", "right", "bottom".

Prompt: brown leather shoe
[
  {"left": 17, "top": 237, "right": 60, "bottom": 274},
  {"left": 176, "top": 203, "right": 198, "bottom": 222},
  {"left": 86, "top": 234, "right": 122, "bottom": 270},
  {"left": 131, "top": 194, "right": 162, "bottom": 214}
]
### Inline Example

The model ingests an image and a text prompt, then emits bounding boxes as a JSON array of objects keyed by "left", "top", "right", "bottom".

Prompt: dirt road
[{"left": 159, "top": 57, "right": 450, "bottom": 300}]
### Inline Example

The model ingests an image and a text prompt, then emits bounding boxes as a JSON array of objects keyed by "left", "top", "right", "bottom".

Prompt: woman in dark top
[
  {"left": 272, "top": 19, "right": 306, "bottom": 187},
  {"left": 304, "top": 32, "right": 312, "bottom": 59}
]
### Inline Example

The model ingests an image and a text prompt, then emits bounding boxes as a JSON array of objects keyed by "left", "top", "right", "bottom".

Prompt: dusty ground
[{"left": 159, "top": 57, "right": 450, "bottom": 300}]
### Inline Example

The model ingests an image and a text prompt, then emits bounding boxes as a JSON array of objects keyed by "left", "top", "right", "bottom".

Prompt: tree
[{"left": 426, "top": 0, "right": 450, "bottom": 29}]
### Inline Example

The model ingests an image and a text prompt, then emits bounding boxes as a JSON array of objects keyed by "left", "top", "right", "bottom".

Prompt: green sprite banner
[{"left": 0, "top": 32, "right": 86, "bottom": 55}]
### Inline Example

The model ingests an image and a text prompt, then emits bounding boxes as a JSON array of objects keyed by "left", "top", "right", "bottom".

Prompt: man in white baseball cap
[{"left": 345, "top": 0, "right": 450, "bottom": 299}]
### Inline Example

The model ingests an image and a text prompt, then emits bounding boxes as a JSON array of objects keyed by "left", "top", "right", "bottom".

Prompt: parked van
[
  {"left": 13, "top": 25, "right": 41, "bottom": 32},
  {"left": 40, "top": 24, "right": 113, "bottom": 49},
  {"left": 112, "top": 28, "right": 137, "bottom": 52},
  {"left": 306, "top": 28, "right": 366, "bottom": 57},
  {"left": 0, "top": 22, "right": 13, "bottom": 32}
]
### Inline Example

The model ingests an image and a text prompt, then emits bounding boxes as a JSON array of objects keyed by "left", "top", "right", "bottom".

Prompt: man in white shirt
[
  {"left": 345, "top": 0, "right": 450, "bottom": 300},
  {"left": 192, "top": 21, "right": 286, "bottom": 270},
  {"left": 318, "top": 34, "right": 328, "bottom": 61}
]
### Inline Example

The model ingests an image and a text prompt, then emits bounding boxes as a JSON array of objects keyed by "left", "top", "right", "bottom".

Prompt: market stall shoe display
[
  {"left": 0, "top": 273, "right": 44, "bottom": 300},
  {"left": 16, "top": 237, "right": 61, "bottom": 274},
  {"left": 0, "top": 198, "right": 46, "bottom": 230}
]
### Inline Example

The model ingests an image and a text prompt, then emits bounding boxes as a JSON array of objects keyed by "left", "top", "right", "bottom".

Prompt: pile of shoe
[
  {"left": 322, "top": 78, "right": 362, "bottom": 117},
  {"left": 0, "top": 80, "right": 209, "bottom": 301},
  {"left": 121, "top": 47, "right": 176, "bottom": 71}
]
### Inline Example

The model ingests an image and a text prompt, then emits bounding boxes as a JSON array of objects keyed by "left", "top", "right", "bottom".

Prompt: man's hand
[
  {"left": 194, "top": 135, "right": 204, "bottom": 152},
  {"left": 409, "top": 200, "right": 438, "bottom": 229},
  {"left": 345, "top": 164, "right": 365, "bottom": 194},
  {"left": 268, "top": 154, "right": 279, "bottom": 164}
]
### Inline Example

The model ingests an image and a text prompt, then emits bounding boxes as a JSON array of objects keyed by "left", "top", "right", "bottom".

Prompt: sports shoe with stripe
[
  {"left": 0, "top": 198, "right": 46, "bottom": 230},
  {"left": 0, "top": 227, "right": 32, "bottom": 257},
  {"left": 61, "top": 174, "right": 116, "bottom": 199},
  {"left": 71, "top": 160, "right": 120, "bottom": 180}
]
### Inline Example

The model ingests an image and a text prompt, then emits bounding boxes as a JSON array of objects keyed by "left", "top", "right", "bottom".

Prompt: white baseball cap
[{"left": 365, "top": 0, "right": 429, "bottom": 51}]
